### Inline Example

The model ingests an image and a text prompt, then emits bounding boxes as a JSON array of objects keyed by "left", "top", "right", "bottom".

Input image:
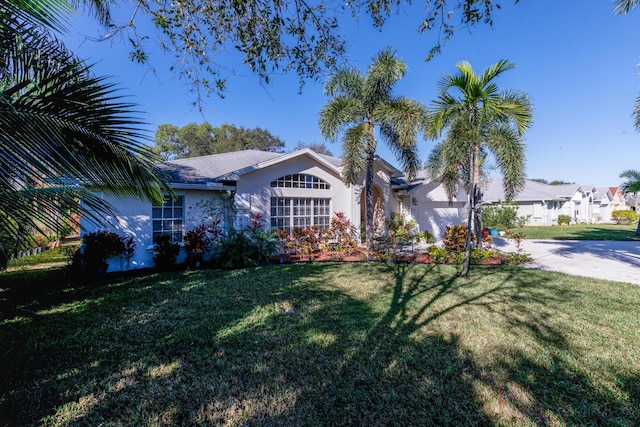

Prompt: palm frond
[
  {"left": 614, "top": 0, "right": 639, "bottom": 15},
  {"left": 318, "top": 96, "right": 364, "bottom": 142},
  {"left": 619, "top": 169, "right": 640, "bottom": 193},
  {"left": 340, "top": 124, "right": 367, "bottom": 185},
  {"left": 363, "top": 47, "right": 406, "bottom": 110},
  {"left": 485, "top": 124, "right": 526, "bottom": 200},
  {"left": 323, "top": 68, "right": 363, "bottom": 98}
]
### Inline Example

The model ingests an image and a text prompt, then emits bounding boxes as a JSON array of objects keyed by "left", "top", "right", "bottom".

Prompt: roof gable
[{"left": 157, "top": 149, "right": 347, "bottom": 186}]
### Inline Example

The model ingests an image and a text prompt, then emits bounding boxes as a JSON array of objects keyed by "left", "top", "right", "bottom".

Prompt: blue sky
[{"left": 61, "top": 1, "right": 640, "bottom": 188}]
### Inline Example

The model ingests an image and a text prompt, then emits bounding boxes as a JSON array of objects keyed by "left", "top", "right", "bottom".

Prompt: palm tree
[
  {"left": 429, "top": 60, "right": 532, "bottom": 276},
  {"left": 0, "top": 0, "right": 171, "bottom": 266},
  {"left": 318, "top": 47, "right": 428, "bottom": 254},
  {"left": 619, "top": 169, "right": 640, "bottom": 235}
]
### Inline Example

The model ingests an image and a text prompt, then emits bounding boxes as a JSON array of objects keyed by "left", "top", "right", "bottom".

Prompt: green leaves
[{"left": 0, "top": 0, "right": 172, "bottom": 257}]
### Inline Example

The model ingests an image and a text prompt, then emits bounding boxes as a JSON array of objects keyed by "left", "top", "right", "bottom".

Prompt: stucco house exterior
[
  {"left": 483, "top": 179, "right": 618, "bottom": 225},
  {"left": 82, "top": 149, "right": 467, "bottom": 272}
]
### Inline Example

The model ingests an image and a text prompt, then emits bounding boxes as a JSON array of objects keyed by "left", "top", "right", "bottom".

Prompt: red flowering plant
[
  {"left": 293, "top": 226, "right": 319, "bottom": 259},
  {"left": 328, "top": 212, "right": 358, "bottom": 255},
  {"left": 183, "top": 224, "right": 211, "bottom": 267}
]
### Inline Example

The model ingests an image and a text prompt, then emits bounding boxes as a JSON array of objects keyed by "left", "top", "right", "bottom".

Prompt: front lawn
[
  {"left": 511, "top": 223, "right": 639, "bottom": 240},
  {"left": 1, "top": 264, "right": 639, "bottom": 425}
]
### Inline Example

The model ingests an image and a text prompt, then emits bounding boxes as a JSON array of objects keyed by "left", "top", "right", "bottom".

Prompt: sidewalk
[{"left": 491, "top": 238, "right": 640, "bottom": 285}]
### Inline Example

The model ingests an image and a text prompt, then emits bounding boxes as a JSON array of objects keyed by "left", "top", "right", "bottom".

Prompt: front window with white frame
[
  {"left": 152, "top": 195, "right": 184, "bottom": 242},
  {"left": 270, "top": 197, "right": 331, "bottom": 232}
]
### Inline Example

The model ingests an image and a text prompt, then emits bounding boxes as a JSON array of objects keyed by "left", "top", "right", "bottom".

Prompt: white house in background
[
  {"left": 483, "top": 179, "right": 620, "bottom": 225},
  {"left": 609, "top": 187, "right": 627, "bottom": 211},
  {"left": 82, "top": 149, "right": 467, "bottom": 272}
]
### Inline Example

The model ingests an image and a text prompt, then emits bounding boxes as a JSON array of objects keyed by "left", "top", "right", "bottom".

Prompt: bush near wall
[
  {"left": 611, "top": 210, "right": 638, "bottom": 225},
  {"left": 557, "top": 214, "right": 571, "bottom": 225}
]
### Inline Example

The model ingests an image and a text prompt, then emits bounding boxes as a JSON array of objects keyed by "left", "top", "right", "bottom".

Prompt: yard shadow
[{"left": 1, "top": 263, "right": 638, "bottom": 425}]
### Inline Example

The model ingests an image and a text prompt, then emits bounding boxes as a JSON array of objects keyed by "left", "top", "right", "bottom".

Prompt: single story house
[
  {"left": 82, "top": 149, "right": 467, "bottom": 272},
  {"left": 483, "top": 179, "right": 619, "bottom": 225}
]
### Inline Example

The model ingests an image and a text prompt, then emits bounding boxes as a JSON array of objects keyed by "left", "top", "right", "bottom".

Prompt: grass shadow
[{"left": 1, "top": 262, "right": 639, "bottom": 425}]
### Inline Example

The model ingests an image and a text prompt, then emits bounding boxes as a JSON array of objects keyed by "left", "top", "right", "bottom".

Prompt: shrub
[
  {"left": 219, "top": 229, "right": 259, "bottom": 269},
  {"left": 153, "top": 235, "right": 180, "bottom": 270},
  {"left": 442, "top": 225, "right": 474, "bottom": 253},
  {"left": 77, "top": 230, "right": 134, "bottom": 275},
  {"left": 183, "top": 225, "right": 211, "bottom": 268},
  {"left": 450, "top": 248, "right": 493, "bottom": 265},
  {"left": 482, "top": 203, "right": 518, "bottom": 231},
  {"left": 427, "top": 245, "right": 449, "bottom": 264},
  {"left": 611, "top": 210, "right": 638, "bottom": 225},
  {"left": 557, "top": 214, "right": 571, "bottom": 225},
  {"left": 506, "top": 252, "right": 533, "bottom": 265},
  {"left": 416, "top": 230, "right": 434, "bottom": 244},
  {"left": 386, "top": 213, "right": 418, "bottom": 245}
]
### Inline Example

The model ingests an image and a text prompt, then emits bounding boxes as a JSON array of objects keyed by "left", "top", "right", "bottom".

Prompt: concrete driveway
[{"left": 491, "top": 238, "right": 640, "bottom": 285}]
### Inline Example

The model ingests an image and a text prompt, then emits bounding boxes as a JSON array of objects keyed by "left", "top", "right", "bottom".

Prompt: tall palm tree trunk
[
  {"left": 461, "top": 145, "right": 474, "bottom": 277},
  {"left": 365, "top": 149, "right": 375, "bottom": 256},
  {"left": 364, "top": 121, "right": 376, "bottom": 257},
  {"left": 472, "top": 145, "right": 483, "bottom": 248}
]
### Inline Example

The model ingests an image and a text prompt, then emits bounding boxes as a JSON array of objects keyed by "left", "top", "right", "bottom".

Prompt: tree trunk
[
  {"left": 365, "top": 150, "right": 375, "bottom": 257},
  {"left": 461, "top": 145, "right": 474, "bottom": 277},
  {"left": 472, "top": 145, "right": 483, "bottom": 248},
  {"left": 636, "top": 193, "right": 640, "bottom": 235},
  {"left": 365, "top": 121, "right": 376, "bottom": 258}
]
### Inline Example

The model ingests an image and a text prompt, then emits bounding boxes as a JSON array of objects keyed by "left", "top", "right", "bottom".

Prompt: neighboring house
[
  {"left": 609, "top": 187, "right": 627, "bottom": 211},
  {"left": 82, "top": 149, "right": 468, "bottom": 272},
  {"left": 593, "top": 187, "right": 614, "bottom": 223},
  {"left": 483, "top": 179, "right": 618, "bottom": 225}
]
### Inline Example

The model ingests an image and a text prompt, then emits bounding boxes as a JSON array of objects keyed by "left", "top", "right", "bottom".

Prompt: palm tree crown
[
  {"left": 0, "top": 0, "right": 171, "bottom": 263},
  {"left": 319, "top": 47, "right": 428, "bottom": 253}
]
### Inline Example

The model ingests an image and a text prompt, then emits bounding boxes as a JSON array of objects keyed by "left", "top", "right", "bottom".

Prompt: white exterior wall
[
  {"left": 81, "top": 190, "right": 227, "bottom": 272},
  {"left": 407, "top": 183, "right": 466, "bottom": 241},
  {"left": 235, "top": 155, "right": 354, "bottom": 230}
]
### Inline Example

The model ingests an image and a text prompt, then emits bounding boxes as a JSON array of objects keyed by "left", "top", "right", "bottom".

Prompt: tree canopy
[
  {"left": 84, "top": 0, "right": 519, "bottom": 101},
  {"left": 153, "top": 123, "right": 285, "bottom": 160},
  {"left": 293, "top": 142, "right": 334, "bottom": 156}
]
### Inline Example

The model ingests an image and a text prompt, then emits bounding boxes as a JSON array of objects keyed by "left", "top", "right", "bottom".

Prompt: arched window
[{"left": 270, "top": 173, "right": 330, "bottom": 189}]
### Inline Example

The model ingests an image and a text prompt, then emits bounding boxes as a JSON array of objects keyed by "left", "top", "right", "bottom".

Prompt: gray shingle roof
[
  {"left": 157, "top": 149, "right": 345, "bottom": 185},
  {"left": 482, "top": 179, "right": 594, "bottom": 203}
]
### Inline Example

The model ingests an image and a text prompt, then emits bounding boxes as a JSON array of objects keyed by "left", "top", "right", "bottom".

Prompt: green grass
[
  {"left": 511, "top": 223, "right": 640, "bottom": 240},
  {"left": 6, "top": 237, "right": 80, "bottom": 270},
  {"left": 1, "top": 263, "right": 639, "bottom": 426}
]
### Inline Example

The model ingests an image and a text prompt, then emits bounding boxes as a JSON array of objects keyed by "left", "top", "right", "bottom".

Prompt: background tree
[
  {"left": 213, "top": 125, "right": 286, "bottom": 154},
  {"left": 619, "top": 169, "right": 640, "bottom": 235},
  {"left": 319, "top": 47, "right": 428, "bottom": 254},
  {"left": 293, "top": 142, "right": 334, "bottom": 156},
  {"left": 153, "top": 123, "right": 285, "bottom": 160},
  {"left": 429, "top": 60, "right": 532, "bottom": 276},
  {"left": 0, "top": 0, "right": 171, "bottom": 266}
]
